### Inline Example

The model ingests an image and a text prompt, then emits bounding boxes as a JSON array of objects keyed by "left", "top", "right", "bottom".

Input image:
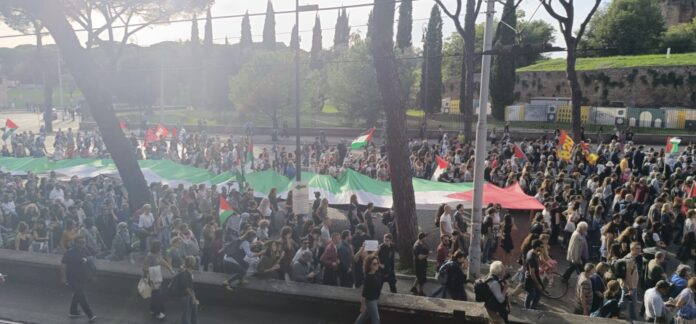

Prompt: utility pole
[
  {"left": 468, "top": 0, "right": 495, "bottom": 278},
  {"left": 295, "top": 0, "right": 301, "bottom": 183},
  {"left": 57, "top": 51, "right": 64, "bottom": 112}
]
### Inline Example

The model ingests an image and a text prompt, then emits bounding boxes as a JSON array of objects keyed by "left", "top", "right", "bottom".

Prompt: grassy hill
[{"left": 517, "top": 53, "right": 696, "bottom": 72}]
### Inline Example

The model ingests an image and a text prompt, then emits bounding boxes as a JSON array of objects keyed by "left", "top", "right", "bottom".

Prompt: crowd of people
[{"left": 6, "top": 120, "right": 696, "bottom": 324}]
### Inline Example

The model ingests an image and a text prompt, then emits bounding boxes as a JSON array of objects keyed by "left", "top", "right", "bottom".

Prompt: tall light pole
[
  {"left": 469, "top": 0, "right": 495, "bottom": 278},
  {"left": 295, "top": 1, "right": 319, "bottom": 183}
]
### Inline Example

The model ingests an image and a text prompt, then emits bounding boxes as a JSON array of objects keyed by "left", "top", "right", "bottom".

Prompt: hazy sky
[{"left": 0, "top": 0, "right": 600, "bottom": 52}]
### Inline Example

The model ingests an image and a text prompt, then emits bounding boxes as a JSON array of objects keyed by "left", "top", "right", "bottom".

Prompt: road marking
[{"left": 0, "top": 320, "right": 24, "bottom": 324}]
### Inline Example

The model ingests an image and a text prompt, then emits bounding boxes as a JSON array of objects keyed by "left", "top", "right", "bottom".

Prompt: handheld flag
[
  {"left": 243, "top": 139, "right": 254, "bottom": 175},
  {"left": 557, "top": 130, "right": 575, "bottom": 161},
  {"left": 351, "top": 127, "right": 376, "bottom": 149},
  {"left": 666, "top": 137, "right": 681, "bottom": 154},
  {"left": 155, "top": 124, "right": 169, "bottom": 138},
  {"left": 219, "top": 196, "right": 236, "bottom": 225},
  {"left": 430, "top": 156, "right": 449, "bottom": 181},
  {"left": 144, "top": 128, "right": 158, "bottom": 146},
  {"left": 119, "top": 121, "right": 127, "bottom": 129},
  {"left": 2, "top": 118, "right": 18, "bottom": 141},
  {"left": 513, "top": 145, "right": 527, "bottom": 161}
]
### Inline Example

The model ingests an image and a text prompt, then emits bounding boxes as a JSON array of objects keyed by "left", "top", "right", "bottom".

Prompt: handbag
[{"left": 138, "top": 278, "right": 152, "bottom": 299}]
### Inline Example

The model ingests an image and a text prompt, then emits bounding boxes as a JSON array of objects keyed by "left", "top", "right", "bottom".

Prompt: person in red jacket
[{"left": 321, "top": 232, "right": 340, "bottom": 286}]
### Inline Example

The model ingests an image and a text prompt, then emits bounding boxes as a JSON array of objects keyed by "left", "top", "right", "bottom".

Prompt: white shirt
[
  {"left": 644, "top": 287, "right": 665, "bottom": 319},
  {"left": 440, "top": 212, "right": 453, "bottom": 235},
  {"left": 139, "top": 212, "right": 155, "bottom": 229},
  {"left": 49, "top": 188, "right": 65, "bottom": 203}
]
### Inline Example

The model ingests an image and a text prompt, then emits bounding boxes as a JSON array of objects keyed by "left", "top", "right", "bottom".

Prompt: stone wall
[
  {"left": 514, "top": 66, "right": 696, "bottom": 108},
  {"left": 659, "top": 0, "right": 696, "bottom": 27}
]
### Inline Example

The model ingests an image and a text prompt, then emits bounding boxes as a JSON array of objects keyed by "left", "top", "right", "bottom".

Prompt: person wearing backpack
[
  {"left": 432, "top": 250, "right": 468, "bottom": 300},
  {"left": 483, "top": 261, "right": 509, "bottom": 324}
]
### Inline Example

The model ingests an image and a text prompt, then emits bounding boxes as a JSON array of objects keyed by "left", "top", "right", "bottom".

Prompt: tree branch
[
  {"left": 576, "top": 0, "right": 601, "bottom": 40},
  {"left": 434, "top": 0, "right": 461, "bottom": 22},
  {"left": 539, "top": 0, "right": 569, "bottom": 23}
]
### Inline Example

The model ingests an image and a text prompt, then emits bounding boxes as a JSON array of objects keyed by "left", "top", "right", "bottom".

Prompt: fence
[{"left": 505, "top": 105, "right": 696, "bottom": 130}]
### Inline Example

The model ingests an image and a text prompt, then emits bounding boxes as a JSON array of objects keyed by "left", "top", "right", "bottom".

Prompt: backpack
[
  {"left": 167, "top": 270, "right": 187, "bottom": 297},
  {"left": 436, "top": 261, "right": 452, "bottom": 285},
  {"left": 474, "top": 277, "right": 496, "bottom": 302}
]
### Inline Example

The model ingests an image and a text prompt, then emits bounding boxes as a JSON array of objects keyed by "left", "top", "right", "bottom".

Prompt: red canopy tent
[{"left": 447, "top": 183, "right": 544, "bottom": 210}]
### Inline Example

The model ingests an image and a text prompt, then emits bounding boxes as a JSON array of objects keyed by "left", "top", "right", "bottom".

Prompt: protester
[
  {"left": 61, "top": 235, "right": 97, "bottom": 322},
  {"left": 377, "top": 233, "right": 397, "bottom": 293},
  {"left": 524, "top": 239, "right": 544, "bottom": 310},
  {"left": 355, "top": 254, "right": 382, "bottom": 324},
  {"left": 142, "top": 240, "right": 174, "bottom": 320},
  {"left": 411, "top": 232, "right": 429, "bottom": 296},
  {"left": 179, "top": 256, "right": 199, "bottom": 324},
  {"left": 485, "top": 261, "right": 509, "bottom": 324},
  {"left": 644, "top": 280, "right": 674, "bottom": 323},
  {"left": 576, "top": 263, "right": 595, "bottom": 316}
]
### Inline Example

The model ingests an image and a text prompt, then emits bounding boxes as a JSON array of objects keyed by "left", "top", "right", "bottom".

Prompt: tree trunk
[
  {"left": 26, "top": 0, "right": 152, "bottom": 210},
  {"left": 35, "top": 27, "right": 53, "bottom": 133},
  {"left": 371, "top": 0, "right": 418, "bottom": 269},
  {"left": 566, "top": 42, "right": 582, "bottom": 142},
  {"left": 461, "top": 0, "right": 477, "bottom": 144}
]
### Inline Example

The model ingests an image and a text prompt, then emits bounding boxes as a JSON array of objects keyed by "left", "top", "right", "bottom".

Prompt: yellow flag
[{"left": 557, "top": 130, "right": 574, "bottom": 161}]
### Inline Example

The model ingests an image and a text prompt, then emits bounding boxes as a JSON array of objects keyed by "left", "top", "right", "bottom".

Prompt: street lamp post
[{"left": 295, "top": 1, "right": 318, "bottom": 183}]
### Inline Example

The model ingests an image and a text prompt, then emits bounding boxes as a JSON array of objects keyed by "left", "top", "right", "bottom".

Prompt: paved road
[{"left": 0, "top": 280, "right": 343, "bottom": 324}]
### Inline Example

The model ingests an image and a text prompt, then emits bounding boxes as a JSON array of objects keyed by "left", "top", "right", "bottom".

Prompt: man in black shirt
[
  {"left": 524, "top": 240, "right": 544, "bottom": 310},
  {"left": 311, "top": 192, "right": 322, "bottom": 225},
  {"left": 61, "top": 235, "right": 96, "bottom": 322},
  {"left": 378, "top": 233, "right": 397, "bottom": 293},
  {"left": 411, "top": 232, "right": 429, "bottom": 296}
]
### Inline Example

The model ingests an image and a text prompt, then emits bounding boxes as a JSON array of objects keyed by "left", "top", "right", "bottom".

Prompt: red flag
[
  {"left": 145, "top": 128, "right": 157, "bottom": 146},
  {"left": 119, "top": 121, "right": 127, "bottom": 129},
  {"left": 156, "top": 124, "right": 169, "bottom": 138},
  {"left": 5, "top": 118, "right": 18, "bottom": 129},
  {"left": 172, "top": 127, "right": 177, "bottom": 138}
]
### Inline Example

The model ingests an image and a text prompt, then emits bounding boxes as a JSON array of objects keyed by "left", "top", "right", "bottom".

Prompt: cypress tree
[
  {"left": 420, "top": 5, "right": 442, "bottom": 114},
  {"left": 366, "top": 10, "right": 373, "bottom": 39},
  {"left": 290, "top": 24, "right": 299, "bottom": 50},
  {"left": 240, "top": 11, "right": 252, "bottom": 48},
  {"left": 311, "top": 16, "right": 323, "bottom": 69},
  {"left": 204, "top": 7, "right": 213, "bottom": 52},
  {"left": 490, "top": 0, "right": 517, "bottom": 120},
  {"left": 396, "top": 0, "right": 413, "bottom": 52},
  {"left": 263, "top": 1, "right": 276, "bottom": 49},
  {"left": 333, "top": 8, "right": 350, "bottom": 49},
  {"left": 190, "top": 13, "right": 200, "bottom": 45}
]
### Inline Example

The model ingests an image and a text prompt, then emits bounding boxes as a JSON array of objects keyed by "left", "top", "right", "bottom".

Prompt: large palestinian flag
[{"left": 0, "top": 157, "right": 476, "bottom": 209}]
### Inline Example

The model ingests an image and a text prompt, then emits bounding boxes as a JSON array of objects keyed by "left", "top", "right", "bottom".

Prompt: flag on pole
[
  {"left": 219, "top": 195, "right": 236, "bottom": 225},
  {"left": 666, "top": 137, "right": 681, "bottom": 154},
  {"left": 557, "top": 130, "right": 575, "bottom": 161},
  {"left": 430, "top": 156, "right": 449, "bottom": 181},
  {"left": 2, "top": 118, "right": 18, "bottom": 141},
  {"left": 351, "top": 127, "right": 376, "bottom": 149}
]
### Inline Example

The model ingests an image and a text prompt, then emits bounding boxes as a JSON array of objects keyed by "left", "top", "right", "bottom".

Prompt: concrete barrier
[{"left": 0, "top": 249, "right": 620, "bottom": 324}]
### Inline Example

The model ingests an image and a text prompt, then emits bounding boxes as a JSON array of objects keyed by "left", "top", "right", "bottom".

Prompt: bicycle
[{"left": 541, "top": 271, "right": 569, "bottom": 299}]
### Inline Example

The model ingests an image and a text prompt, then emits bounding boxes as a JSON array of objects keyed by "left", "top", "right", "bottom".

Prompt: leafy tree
[
  {"left": 230, "top": 50, "right": 305, "bottom": 128},
  {"left": 366, "top": 10, "right": 374, "bottom": 39},
  {"left": 263, "top": 1, "right": 276, "bottom": 50},
  {"left": 663, "top": 19, "right": 696, "bottom": 53},
  {"left": 290, "top": 24, "right": 299, "bottom": 49},
  {"left": 327, "top": 37, "right": 415, "bottom": 126},
  {"left": 311, "top": 16, "right": 323, "bottom": 69},
  {"left": 396, "top": 0, "right": 413, "bottom": 51},
  {"left": 333, "top": 8, "right": 350, "bottom": 49},
  {"left": 540, "top": 0, "right": 602, "bottom": 141},
  {"left": 4, "top": 0, "right": 153, "bottom": 210},
  {"left": 420, "top": 5, "right": 442, "bottom": 114},
  {"left": 240, "top": 11, "right": 253, "bottom": 48},
  {"left": 582, "top": 0, "right": 665, "bottom": 56},
  {"left": 517, "top": 19, "right": 556, "bottom": 67},
  {"left": 490, "top": 0, "right": 517, "bottom": 120}
]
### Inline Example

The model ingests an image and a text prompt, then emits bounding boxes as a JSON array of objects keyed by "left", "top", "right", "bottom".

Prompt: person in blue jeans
[
  {"left": 524, "top": 239, "right": 544, "bottom": 310},
  {"left": 180, "top": 256, "right": 199, "bottom": 324}
]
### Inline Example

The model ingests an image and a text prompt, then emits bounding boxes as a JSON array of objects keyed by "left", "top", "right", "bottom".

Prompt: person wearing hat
[
  {"left": 644, "top": 280, "right": 674, "bottom": 323},
  {"left": 410, "top": 232, "right": 429, "bottom": 296}
]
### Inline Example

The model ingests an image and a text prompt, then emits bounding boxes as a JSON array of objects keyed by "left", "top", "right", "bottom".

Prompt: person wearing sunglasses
[{"left": 355, "top": 254, "right": 382, "bottom": 324}]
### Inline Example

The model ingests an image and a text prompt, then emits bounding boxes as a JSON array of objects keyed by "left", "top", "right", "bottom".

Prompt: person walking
[
  {"left": 524, "top": 239, "right": 544, "bottom": 310},
  {"left": 562, "top": 222, "right": 589, "bottom": 282},
  {"left": 618, "top": 242, "right": 642, "bottom": 320},
  {"left": 485, "top": 261, "right": 510, "bottom": 324},
  {"left": 411, "top": 232, "right": 429, "bottom": 296},
  {"left": 180, "top": 256, "right": 199, "bottom": 324},
  {"left": 378, "top": 234, "right": 397, "bottom": 293},
  {"left": 142, "top": 240, "right": 174, "bottom": 320},
  {"left": 355, "top": 254, "right": 382, "bottom": 324},
  {"left": 61, "top": 235, "right": 97, "bottom": 322},
  {"left": 576, "top": 263, "right": 595, "bottom": 316}
]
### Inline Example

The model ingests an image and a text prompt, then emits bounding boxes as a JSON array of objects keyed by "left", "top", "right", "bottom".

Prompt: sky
[{"left": 0, "top": 0, "right": 600, "bottom": 53}]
